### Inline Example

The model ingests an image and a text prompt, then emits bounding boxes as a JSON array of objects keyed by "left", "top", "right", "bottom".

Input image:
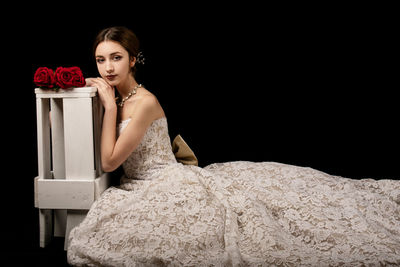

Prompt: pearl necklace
[{"left": 116, "top": 84, "right": 142, "bottom": 107}]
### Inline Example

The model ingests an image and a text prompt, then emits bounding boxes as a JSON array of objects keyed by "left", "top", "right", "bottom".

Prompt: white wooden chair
[{"left": 34, "top": 87, "right": 110, "bottom": 250}]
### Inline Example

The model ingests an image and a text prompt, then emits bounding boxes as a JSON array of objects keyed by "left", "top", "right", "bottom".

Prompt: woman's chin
[{"left": 105, "top": 79, "right": 119, "bottom": 87}]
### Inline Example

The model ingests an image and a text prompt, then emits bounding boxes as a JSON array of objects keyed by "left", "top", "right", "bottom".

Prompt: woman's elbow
[{"left": 101, "top": 161, "right": 119, "bottom": 173}]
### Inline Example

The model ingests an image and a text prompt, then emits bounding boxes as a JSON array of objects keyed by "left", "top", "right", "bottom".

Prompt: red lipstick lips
[{"left": 106, "top": 75, "right": 117, "bottom": 80}]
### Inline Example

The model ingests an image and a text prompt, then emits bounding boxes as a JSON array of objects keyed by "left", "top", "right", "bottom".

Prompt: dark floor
[
  {"left": 3, "top": 237, "right": 69, "bottom": 267},
  {"left": 3, "top": 202, "right": 70, "bottom": 266},
  {"left": 26, "top": 238, "right": 69, "bottom": 267}
]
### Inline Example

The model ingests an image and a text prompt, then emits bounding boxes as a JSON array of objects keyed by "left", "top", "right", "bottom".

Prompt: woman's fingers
[
  {"left": 85, "top": 77, "right": 110, "bottom": 87},
  {"left": 89, "top": 78, "right": 116, "bottom": 109},
  {"left": 92, "top": 78, "right": 111, "bottom": 89},
  {"left": 85, "top": 78, "right": 96, "bottom": 86}
]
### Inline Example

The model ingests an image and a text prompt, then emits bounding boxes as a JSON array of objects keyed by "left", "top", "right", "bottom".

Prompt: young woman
[
  {"left": 67, "top": 26, "right": 400, "bottom": 266},
  {"left": 86, "top": 28, "right": 165, "bottom": 173}
]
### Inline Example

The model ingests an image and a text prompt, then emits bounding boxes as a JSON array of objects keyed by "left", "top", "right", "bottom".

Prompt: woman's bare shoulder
[{"left": 130, "top": 89, "right": 165, "bottom": 120}]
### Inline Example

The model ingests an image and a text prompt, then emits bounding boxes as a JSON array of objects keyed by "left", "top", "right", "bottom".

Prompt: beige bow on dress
[{"left": 172, "top": 135, "right": 198, "bottom": 166}]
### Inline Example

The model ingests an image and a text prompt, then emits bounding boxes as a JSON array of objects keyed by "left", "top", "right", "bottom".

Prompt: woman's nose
[{"left": 106, "top": 61, "right": 114, "bottom": 73}]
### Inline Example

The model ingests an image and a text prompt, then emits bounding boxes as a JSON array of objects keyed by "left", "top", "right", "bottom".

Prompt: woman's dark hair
[{"left": 93, "top": 26, "right": 140, "bottom": 77}]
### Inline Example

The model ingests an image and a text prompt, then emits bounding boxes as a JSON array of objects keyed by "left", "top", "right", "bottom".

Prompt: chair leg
[
  {"left": 39, "top": 209, "right": 53, "bottom": 248},
  {"left": 54, "top": 209, "right": 67, "bottom": 237}
]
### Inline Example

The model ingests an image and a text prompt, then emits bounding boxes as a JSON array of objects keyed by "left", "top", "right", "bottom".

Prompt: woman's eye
[
  {"left": 113, "top": 55, "right": 122, "bottom": 61},
  {"left": 96, "top": 58, "right": 105, "bottom": 63}
]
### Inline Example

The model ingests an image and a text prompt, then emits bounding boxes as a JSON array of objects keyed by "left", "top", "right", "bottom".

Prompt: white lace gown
[{"left": 67, "top": 117, "right": 400, "bottom": 266}]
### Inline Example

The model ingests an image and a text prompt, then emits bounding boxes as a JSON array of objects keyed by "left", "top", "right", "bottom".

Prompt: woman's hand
[{"left": 86, "top": 78, "right": 116, "bottom": 110}]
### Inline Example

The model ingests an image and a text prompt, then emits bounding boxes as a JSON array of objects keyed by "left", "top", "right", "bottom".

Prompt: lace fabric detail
[
  {"left": 203, "top": 161, "right": 400, "bottom": 266},
  {"left": 118, "top": 117, "right": 177, "bottom": 186},
  {"left": 67, "top": 117, "right": 400, "bottom": 266}
]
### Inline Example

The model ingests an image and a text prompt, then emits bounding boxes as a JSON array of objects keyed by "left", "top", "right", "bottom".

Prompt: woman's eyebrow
[{"left": 96, "top": 52, "right": 123, "bottom": 58}]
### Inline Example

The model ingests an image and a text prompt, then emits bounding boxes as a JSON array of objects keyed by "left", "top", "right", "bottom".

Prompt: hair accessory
[{"left": 136, "top": 51, "right": 145, "bottom": 65}]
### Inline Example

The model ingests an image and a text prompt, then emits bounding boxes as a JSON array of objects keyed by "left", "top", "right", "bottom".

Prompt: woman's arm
[
  {"left": 86, "top": 78, "right": 159, "bottom": 172},
  {"left": 102, "top": 97, "right": 158, "bottom": 171},
  {"left": 100, "top": 104, "right": 118, "bottom": 172},
  {"left": 86, "top": 78, "right": 117, "bottom": 172}
]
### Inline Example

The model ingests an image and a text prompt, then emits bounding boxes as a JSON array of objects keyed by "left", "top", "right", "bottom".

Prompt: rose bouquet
[{"left": 34, "top": 66, "right": 86, "bottom": 90}]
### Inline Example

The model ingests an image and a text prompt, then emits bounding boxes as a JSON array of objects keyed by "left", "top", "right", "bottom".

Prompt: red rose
[
  {"left": 55, "top": 66, "right": 86, "bottom": 89},
  {"left": 34, "top": 67, "right": 56, "bottom": 89}
]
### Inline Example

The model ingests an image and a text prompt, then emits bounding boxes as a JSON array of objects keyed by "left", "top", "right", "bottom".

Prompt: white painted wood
[
  {"left": 36, "top": 178, "right": 94, "bottom": 209},
  {"left": 50, "top": 98, "right": 67, "bottom": 237},
  {"left": 35, "top": 173, "right": 111, "bottom": 209},
  {"left": 34, "top": 177, "right": 39, "bottom": 208},
  {"left": 39, "top": 209, "right": 53, "bottom": 248},
  {"left": 63, "top": 97, "right": 96, "bottom": 180},
  {"left": 64, "top": 210, "right": 87, "bottom": 250},
  {"left": 35, "top": 87, "right": 97, "bottom": 98},
  {"left": 54, "top": 210, "right": 67, "bottom": 237},
  {"left": 36, "top": 98, "right": 51, "bottom": 179},
  {"left": 34, "top": 87, "right": 110, "bottom": 249},
  {"left": 94, "top": 173, "right": 111, "bottom": 198},
  {"left": 36, "top": 98, "right": 53, "bottom": 248},
  {"left": 50, "top": 98, "right": 65, "bottom": 179}
]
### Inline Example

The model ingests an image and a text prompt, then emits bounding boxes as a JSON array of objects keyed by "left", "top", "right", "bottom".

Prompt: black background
[{"left": 2, "top": 2, "right": 398, "bottom": 265}]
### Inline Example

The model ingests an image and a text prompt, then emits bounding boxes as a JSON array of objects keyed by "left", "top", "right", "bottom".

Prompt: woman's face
[{"left": 95, "top": 41, "right": 135, "bottom": 86}]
